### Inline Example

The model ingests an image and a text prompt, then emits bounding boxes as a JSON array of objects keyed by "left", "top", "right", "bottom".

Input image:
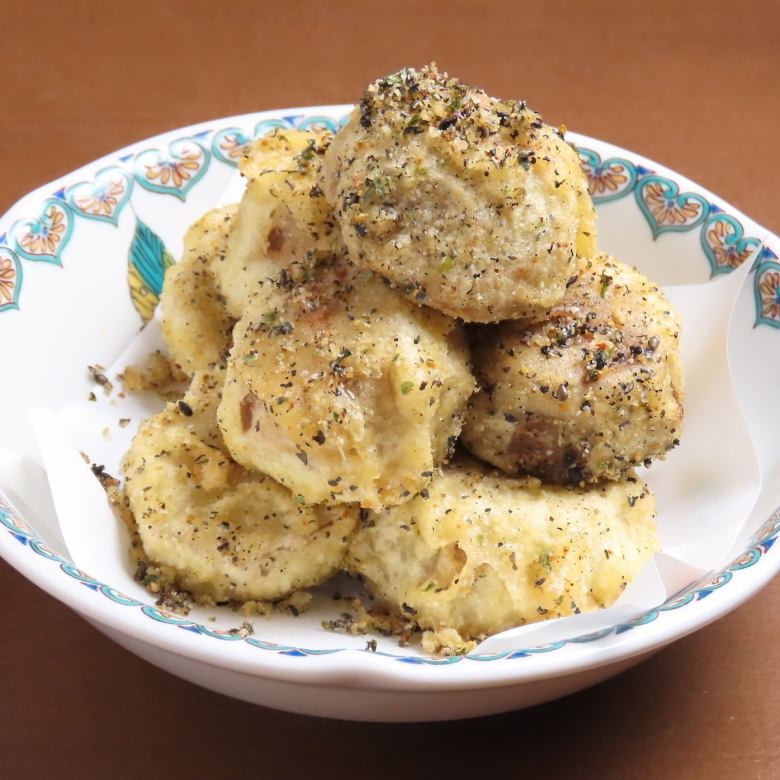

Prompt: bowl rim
[{"left": 1, "top": 105, "right": 778, "bottom": 692}]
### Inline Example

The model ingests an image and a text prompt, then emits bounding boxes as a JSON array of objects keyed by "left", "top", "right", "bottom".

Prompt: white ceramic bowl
[{"left": 1, "top": 106, "right": 778, "bottom": 721}]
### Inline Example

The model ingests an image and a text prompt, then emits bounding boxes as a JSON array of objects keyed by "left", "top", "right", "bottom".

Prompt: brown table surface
[{"left": 2, "top": 1, "right": 779, "bottom": 777}]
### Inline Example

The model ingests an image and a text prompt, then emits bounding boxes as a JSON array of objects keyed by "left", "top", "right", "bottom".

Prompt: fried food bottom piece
[
  {"left": 346, "top": 458, "right": 658, "bottom": 642},
  {"left": 462, "top": 254, "right": 683, "bottom": 484},
  {"left": 161, "top": 206, "right": 236, "bottom": 375},
  {"left": 122, "top": 370, "right": 358, "bottom": 602}
]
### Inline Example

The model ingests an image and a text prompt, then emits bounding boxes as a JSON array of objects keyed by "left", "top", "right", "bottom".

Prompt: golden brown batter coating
[
  {"left": 123, "top": 370, "right": 358, "bottom": 602},
  {"left": 132, "top": 66, "right": 682, "bottom": 643},
  {"left": 347, "top": 458, "right": 658, "bottom": 641},
  {"left": 218, "top": 259, "right": 475, "bottom": 511},
  {"left": 161, "top": 206, "right": 236, "bottom": 375},
  {"left": 462, "top": 254, "right": 683, "bottom": 483},
  {"left": 215, "top": 129, "right": 345, "bottom": 319},
  {"left": 321, "top": 64, "right": 596, "bottom": 322}
]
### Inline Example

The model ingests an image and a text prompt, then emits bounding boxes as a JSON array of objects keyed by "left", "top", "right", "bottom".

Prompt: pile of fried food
[{"left": 122, "top": 65, "right": 683, "bottom": 651}]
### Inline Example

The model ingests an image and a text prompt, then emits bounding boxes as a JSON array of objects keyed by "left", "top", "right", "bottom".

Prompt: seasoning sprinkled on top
[{"left": 319, "top": 63, "right": 597, "bottom": 323}]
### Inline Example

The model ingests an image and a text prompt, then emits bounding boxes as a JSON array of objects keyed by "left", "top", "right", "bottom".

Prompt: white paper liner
[
  {"left": 0, "top": 449, "right": 68, "bottom": 559},
  {"left": 216, "top": 169, "right": 246, "bottom": 207},
  {"left": 22, "top": 247, "right": 764, "bottom": 653}
]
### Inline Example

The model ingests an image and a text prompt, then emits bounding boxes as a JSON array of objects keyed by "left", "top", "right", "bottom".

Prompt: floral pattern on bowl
[
  {"left": 0, "top": 108, "right": 777, "bottom": 688},
  {"left": 1, "top": 112, "right": 772, "bottom": 330}
]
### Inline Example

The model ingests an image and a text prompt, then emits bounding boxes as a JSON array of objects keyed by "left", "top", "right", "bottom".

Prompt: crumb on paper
[
  {"left": 156, "top": 588, "right": 193, "bottom": 615},
  {"left": 227, "top": 621, "right": 255, "bottom": 637},
  {"left": 118, "top": 418, "right": 131, "bottom": 428},
  {"left": 90, "top": 462, "right": 120, "bottom": 489},
  {"left": 421, "top": 627, "right": 479, "bottom": 657},
  {"left": 118, "top": 350, "right": 187, "bottom": 399},
  {"left": 322, "top": 595, "right": 418, "bottom": 647},
  {"left": 133, "top": 559, "right": 192, "bottom": 616},
  {"left": 101, "top": 427, "right": 111, "bottom": 441},
  {"left": 322, "top": 594, "right": 477, "bottom": 655},
  {"left": 88, "top": 364, "right": 114, "bottom": 394}
]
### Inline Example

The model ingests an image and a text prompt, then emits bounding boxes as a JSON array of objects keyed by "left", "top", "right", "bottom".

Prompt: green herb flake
[
  {"left": 381, "top": 71, "right": 404, "bottom": 87},
  {"left": 400, "top": 380, "right": 415, "bottom": 395},
  {"left": 416, "top": 165, "right": 429, "bottom": 176},
  {"left": 299, "top": 140, "right": 317, "bottom": 161},
  {"left": 538, "top": 548, "right": 553, "bottom": 571},
  {"left": 367, "top": 172, "right": 391, "bottom": 198},
  {"left": 599, "top": 273, "right": 613, "bottom": 297},
  {"left": 294, "top": 493, "right": 306, "bottom": 505},
  {"left": 438, "top": 255, "right": 455, "bottom": 273},
  {"left": 261, "top": 309, "right": 279, "bottom": 326}
]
